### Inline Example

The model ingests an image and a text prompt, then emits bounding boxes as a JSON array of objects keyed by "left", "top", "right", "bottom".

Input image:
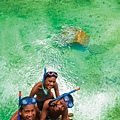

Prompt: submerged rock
[
  {"left": 73, "top": 29, "right": 90, "bottom": 47},
  {"left": 58, "top": 26, "right": 90, "bottom": 47}
]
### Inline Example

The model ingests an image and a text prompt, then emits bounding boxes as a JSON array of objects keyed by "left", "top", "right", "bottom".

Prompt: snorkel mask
[
  {"left": 20, "top": 97, "right": 37, "bottom": 107},
  {"left": 49, "top": 88, "right": 80, "bottom": 108},
  {"left": 63, "top": 95, "right": 74, "bottom": 108}
]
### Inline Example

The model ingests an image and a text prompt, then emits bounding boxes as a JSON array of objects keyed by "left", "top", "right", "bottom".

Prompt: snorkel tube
[
  {"left": 53, "top": 88, "right": 80, "bottom": 101},
  {"left": 42, "top": 68, "right": 48, "bottom": 95},
  {"left": 18, "top": 91, "right": 22, "bottom": 120},
  {"left": 42, "top": 68, "right": 46, "bottom": 83},
  {"left": 49, "top": 88, "right": 80, "bottom": 107}
]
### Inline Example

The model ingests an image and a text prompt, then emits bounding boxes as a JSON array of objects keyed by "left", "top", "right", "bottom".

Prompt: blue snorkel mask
[
  {"left": 20, "top": 97, "right": 37, "bottom": 107},
  {"left": 63, "top": 95, "right": 74, "bottom": 108},
  {"left": 49, "top": 88, "right": 80, "bottom": 108}
]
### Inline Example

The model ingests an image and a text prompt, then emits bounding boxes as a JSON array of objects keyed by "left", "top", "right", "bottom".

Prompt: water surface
[{"left": 0, "top": 0, "right": 120, "bottom": 120}]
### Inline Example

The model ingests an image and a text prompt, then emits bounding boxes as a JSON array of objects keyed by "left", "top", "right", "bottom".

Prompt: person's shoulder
[
  {"left": 36, "top": 81, "right": 42, "bottom": 85},
  {"left": 54, "top": 82, "right": 58, "bottom": 87},
  {"left": 34, "top": 81, "right": 42, "bottom": 87},
  {"left": 31, "top": 82, "right": 42, "bottom": 91},
  {"left": 10, "top": 111, "right": 18, "bottom": 120}
]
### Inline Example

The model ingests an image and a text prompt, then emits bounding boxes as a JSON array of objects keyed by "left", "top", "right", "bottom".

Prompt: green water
[{"left": 0, "top": 0, "right": 120, "bottom": 120}]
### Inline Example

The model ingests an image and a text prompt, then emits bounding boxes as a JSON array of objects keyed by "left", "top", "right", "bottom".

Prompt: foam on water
[{"left": 0, "top": 0, "right": 120, "bottom": 120}]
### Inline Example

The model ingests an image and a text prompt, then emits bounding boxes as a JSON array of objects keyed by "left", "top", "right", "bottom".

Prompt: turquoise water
[{"left": 0, "top": 0, "right": 120, "bottom": 120}]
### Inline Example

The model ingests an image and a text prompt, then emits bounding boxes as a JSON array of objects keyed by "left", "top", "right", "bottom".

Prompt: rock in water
[
  {"left": 58, "top": 26, "right": 90, "bottom": 47},
  {"left": 73, "top": 29, "right": 90, "bottom": 47}
]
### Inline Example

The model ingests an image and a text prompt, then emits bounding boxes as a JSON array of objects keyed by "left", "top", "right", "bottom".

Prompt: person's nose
[
  {"left": 57, "top": 104, "right": 63, "bottom": 109},
  {"left": 28, "top": 111, "right": 33, "bottom": 117},
  {"left": 50, "top": 82, "right": 54, "bottom": 86}
]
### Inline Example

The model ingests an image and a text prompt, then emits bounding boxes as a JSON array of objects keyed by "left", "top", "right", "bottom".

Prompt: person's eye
[
  {"left": 31, "top": 109, "right": 35, "bottom": 112},
  {"left": 25, "top": 110, "right": 29, "bottom": 113},
  {"left": 60, "top": 102, "right": 64, "bottom": 105}
]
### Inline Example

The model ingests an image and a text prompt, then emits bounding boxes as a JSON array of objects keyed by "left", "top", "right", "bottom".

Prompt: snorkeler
[
  {"left": 40, "top": 88, "right": 80, "bottom": 120},
  {"left": 40, "top": 94, "right": 74, "bottom": 120},
  {"left": 30, "top": 69, "right": 60, "bottom": 111},
  {"left": 10, "top": 96, "right": 40, "bottom": 120}
]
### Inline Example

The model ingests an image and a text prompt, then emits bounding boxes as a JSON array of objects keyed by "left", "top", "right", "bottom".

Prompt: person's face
[
  {"left": 20, "top": 104, "right": 36, "bottom": 120},
  {"left": 44, "top": 77, "right": 56, "bottom": 90},
  {"left": 54, "top": 99, "right": 67, "bottom": 111}
]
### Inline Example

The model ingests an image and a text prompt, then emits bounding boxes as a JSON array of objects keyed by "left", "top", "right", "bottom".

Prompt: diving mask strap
[{"left": 49, "top": 100, "right": 56, "bottom": 107}]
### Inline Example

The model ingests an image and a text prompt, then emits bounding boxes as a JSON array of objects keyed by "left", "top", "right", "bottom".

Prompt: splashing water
[{"left": 0, "top": 0, "right": 120, "bottom": 120}]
